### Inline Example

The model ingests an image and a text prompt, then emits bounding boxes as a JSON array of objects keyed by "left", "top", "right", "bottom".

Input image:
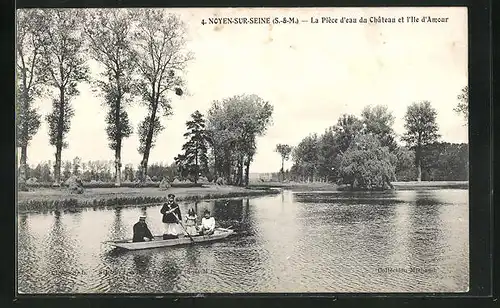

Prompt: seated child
[{"left": 199, "top": 209, "right": 215, "bottom": 235}]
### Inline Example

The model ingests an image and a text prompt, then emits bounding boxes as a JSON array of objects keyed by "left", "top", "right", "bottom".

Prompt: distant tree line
[
  {"left": 280, "top": 101, "right": 468, "bottom": 190},
  {"left": 24, "top": 158, "right": 182, "bottom": 184}
]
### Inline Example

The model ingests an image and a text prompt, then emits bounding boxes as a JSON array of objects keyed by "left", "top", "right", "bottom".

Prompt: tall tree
[
  {"left": 133, "top": 9, "right": 192, "bottom": 182},
  {"left": 291, "top": 134, "right": 319, "bottom": 182},
  {"left": 40, "top": 9, "right": 89, "bottom": 185},
  {"left": 454, "top": 86, "right": 468, "bottom": 123},
  {"left": 206, "top": 94, "right": 273, "bottom": 186},
  {"left": 84, "top": 9, "right": 137, "bottom": 186},
  {"left": 40, "top": 161, "right": 53, "bottom": 183},
  {"left": 275, "top": 144, "right": 292, "bottom": 182},
  {"left": 16, "top": 9, "right": 46, "bottom": 186},
  {"left": 339, "top": 133, "right": 396, "bottom": 190},
  {"left": 316, "top": 128, "right": 338, "bottom": 182},
  {"left": 361, "top": 105, "right": 397, "bottom": 151},
  {"left": 394, "top": 146, "right": 415, "bottom": 182},
  {"left": 174, "top": 110, "right": 210, "bottom": 184},
  {"left": 401, "top": 101, "right": 440, "bottom": 181},
  {"left": 332, "top": 114, "right": 364, "bottom": 154},
  {"left": 62, "top": 161, "right": 72, "bottom": 181},
  {"left": 72, "top": 156, "right": 82, "bottom": 176}
]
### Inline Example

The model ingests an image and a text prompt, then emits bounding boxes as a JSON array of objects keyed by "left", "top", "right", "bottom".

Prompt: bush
[
  {"left": 216, "top": 177, "right": 225, "bottom": 185},
  {"left": 26, "top": 177, "right": 38, "bottom": 185},
  {"left": 159, "top": 177, "right": 171, "bottom": 190},
  {"left": 66, "top": 175, "right": 84, "bottom": 194},
  {"left": 339, "top": 134, "right": 396, "bottom": 190}
]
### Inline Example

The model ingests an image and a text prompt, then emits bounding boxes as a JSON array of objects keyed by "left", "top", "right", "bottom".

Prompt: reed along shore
[{"left": 17, "top": 185, "right": 280, "bottom": 213}]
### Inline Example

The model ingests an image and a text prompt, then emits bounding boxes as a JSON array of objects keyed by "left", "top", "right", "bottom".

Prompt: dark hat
[
  {"left": 168, "top": 194, "right": 175, "bottom": 198},
  {"left": 139, "top": 216, "right": 146, "bottom": 220}
]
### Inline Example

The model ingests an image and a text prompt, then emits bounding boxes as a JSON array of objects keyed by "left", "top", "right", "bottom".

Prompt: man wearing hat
[
  {"left": 160, "top": 194, "right": 182, "bottom": 239},
  {"left": 132, "top": 216, "right": 154, "bottom": 242}
]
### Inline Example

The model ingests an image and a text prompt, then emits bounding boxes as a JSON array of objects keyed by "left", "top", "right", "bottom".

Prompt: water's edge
[{"left": 17, "top": 189, "right": 281, "bottom": 214}]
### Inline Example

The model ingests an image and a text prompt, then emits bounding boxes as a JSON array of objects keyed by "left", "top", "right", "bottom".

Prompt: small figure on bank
[
  {"left": 132, "top": 216, "right": 154, "bottom": 242},
  {"left": 185, "top": 208, "right": 198, "bottom": 236},
  {"left": 160, "top": 194, "right": 182, "bottom": 240},
  {"left": 199, "top": 210, "right": 215, "bottom": 236}
]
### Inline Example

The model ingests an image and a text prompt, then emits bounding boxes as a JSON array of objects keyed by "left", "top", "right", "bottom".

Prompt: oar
[{"left": 172, "top": 213, "right": 196, "bottom": 243}]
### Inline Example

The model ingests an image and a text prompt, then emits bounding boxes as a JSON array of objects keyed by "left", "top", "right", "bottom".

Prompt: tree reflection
[
  {"left": 45, "top": 211, "right": 79, "bottom": 292},
  {"left": 407, "top": 191, "right": 444, "bottom": 269},
  {"left": 155, "top": 254, "right": 181, "bottom": 291},
  {"left": 133, "top": 253, "right": 151, "bottom": 275},
  {"left": 108, "top": 207, "right": 123, "bottom": 240}
]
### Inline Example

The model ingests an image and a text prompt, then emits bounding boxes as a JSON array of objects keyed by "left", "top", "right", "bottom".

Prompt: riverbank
[
  {"left": 17, "top": 185, "right": 280, "bottom": 213},
  {"left": 17, "top": 181, "right": 468, "bottom": 213},
  {"left": 248, "top": 180, "right": 468, "bottom": 191}
]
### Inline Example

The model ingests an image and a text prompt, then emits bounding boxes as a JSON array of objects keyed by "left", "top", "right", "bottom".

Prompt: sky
[{"left": 22, "top": 7, "right": 468, "bottom": 173}]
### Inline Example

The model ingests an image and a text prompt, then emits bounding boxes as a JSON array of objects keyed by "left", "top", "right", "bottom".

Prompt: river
[{"left": 17, "top": 189, "right": 468, "bottom": 293}]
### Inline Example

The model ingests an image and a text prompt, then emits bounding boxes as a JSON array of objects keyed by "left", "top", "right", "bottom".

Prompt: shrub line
[{"left": 17, "top": 189, "right": 280, "bottom": 214}]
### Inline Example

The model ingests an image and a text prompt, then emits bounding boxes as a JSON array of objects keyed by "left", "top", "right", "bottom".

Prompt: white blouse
[{"left": 200, "top": 217, "right": 215, "bottom": 230}]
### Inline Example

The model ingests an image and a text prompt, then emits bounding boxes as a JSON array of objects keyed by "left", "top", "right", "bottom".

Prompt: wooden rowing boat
[{"left": 105, "top": 228, "right": 234, "bottom": 251}]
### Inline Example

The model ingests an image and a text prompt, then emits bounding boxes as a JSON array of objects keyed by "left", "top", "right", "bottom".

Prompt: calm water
[{"left": 17, "top": 189, "right": 469, "bottom": 293}]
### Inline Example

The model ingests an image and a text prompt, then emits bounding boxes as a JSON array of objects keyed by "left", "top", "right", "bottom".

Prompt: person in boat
[
  {"left": 160, "top": 194, "right": 182, "bottom": 240},
  {"left": 133, "top": 216, "right": 154, "bottom": 242},
  {"left": 185, "top": 208, "right": 198, "bottom": 236},
  {"left": 199, "top": 209, "right": 215, "bottom": 236}
]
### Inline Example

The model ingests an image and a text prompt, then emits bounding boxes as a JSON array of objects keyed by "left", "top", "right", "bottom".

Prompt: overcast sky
[{"left": 23, "top": 7, "right": 468, "bottom": 173}]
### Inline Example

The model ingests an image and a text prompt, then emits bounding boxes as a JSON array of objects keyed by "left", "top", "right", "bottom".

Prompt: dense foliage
[
  {"left": 275, "top": 144, "right": 292, "bottom": 182},
  {"left": 206, "top": 94, "right": 273, "bottom": 186},
  {"left": 133, "top": 9, "right": 192, "bottom": 182},
  {"left": 454, "top": 86, "right": 468, "bottom": 121},
  {"left": 401, "top": 101, "right": 440, "bottom": 181},
  {"left": 174, "top": 111, "right": 210, "bottom": 183},
  {"left": 338, "top": 134, "right": 396, "bottom": 190},
  {"left": 289, "top": 104, "right": 467, "bottom": 189},
  {"left": 16, "top": 9, "right": 45, "bottom": 187},
  {"left": 84, "top": 9, "right": 137, "bottom": 186},
  {"left": 40, "top": 9, "right": 89, "bottom": 185},
  {"left": 24, "top": 159, "right": 182, "bottom": 184}
]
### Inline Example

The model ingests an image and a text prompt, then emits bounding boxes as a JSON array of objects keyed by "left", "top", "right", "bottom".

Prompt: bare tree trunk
[
  {"left": 141, "top": 106, "right": 157, "bottom": 183},
  {"left": 416, "top": 145, "right": 422, "bottom": 182},
  {"left": 417, "top": 160, "right": 422, "bottom": 182},
  {"left": 238, "top": 156, "right": 244, "bottom": 186},
  {"left": 224, "top": 149, "right": 231, "bottom": 184},
  {"left": 19, "top": 145, "right": 28, "bottom": 182},
  {"left": 114, "top": 92, "right": 122, "bottom": 187},
  {"left": 194, "top": 150, "right": 199, "bottom": 184},
  {"left": 114, "top": 147, "right": 122, "bottom": 187},
  {"left": 54, "top": 89, "right": 65, "bottom": 186},
  {"left": 244, "top": 159, "right": 250, "bottom": 187},
  {"left": 281, "top": 157, "right": 284, "bottom": 182}
]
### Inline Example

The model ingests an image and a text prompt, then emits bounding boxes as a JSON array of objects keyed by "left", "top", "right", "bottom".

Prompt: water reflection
[
  {"left": 108, "top": 208, "right": 123, "bottom": 240},
  {"left": 133, "top": 253, "right": 151, "bottom": 275},
  {"left": 17, "top": 189, "right": 469, "bottom": 293},
  {"left": 44, "top": 211, "right": 80, "bottom": 292}
]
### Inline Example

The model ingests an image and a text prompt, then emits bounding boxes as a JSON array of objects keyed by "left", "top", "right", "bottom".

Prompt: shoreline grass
[
  {"left": 17, "top": 180, "right": 468, "bottom": 214},
  {"left": 17, "top": 185, "right": 280, "bottom": 214},
  {"left": 248, "top": 180, "right": 468, "bottom": 191}
]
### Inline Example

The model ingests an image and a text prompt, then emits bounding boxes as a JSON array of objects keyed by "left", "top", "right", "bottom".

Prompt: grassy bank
[
  {"left": 249, "top": 181, "right": 468, "bottom": 191},
  {"left": 391, "top": 181, "right": 468, "bottom": 190},
  {"left": 248, "top": 181, "right": 340, "bottom": 191},
  {"left": 17, "top": 185, "right": 280, "bottom": 213}
]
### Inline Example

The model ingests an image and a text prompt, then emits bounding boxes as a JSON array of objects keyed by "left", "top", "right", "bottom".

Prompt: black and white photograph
[{"left": 16, "top": 7, "right": 469, "bottom": 293}]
